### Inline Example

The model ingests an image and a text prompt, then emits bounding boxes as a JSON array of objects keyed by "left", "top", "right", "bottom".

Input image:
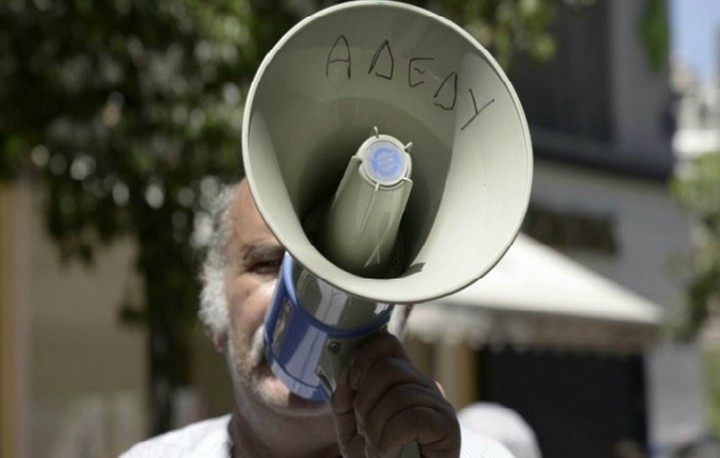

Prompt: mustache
[
  {"left": 249, "top": 280, "right": 276, "bottom": 368},
  {"left": 249, "top": 324, "right": 265, "bottom": 368}
]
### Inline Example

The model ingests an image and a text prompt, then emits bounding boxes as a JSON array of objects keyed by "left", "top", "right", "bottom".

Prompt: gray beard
[{"left": 225, "top": 324, "right": 265, "bottom": 397}]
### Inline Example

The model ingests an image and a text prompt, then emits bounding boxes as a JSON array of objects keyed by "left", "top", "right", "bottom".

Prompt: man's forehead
[{"left": 228, "top": 179, "right": 277, "bottom": 246}]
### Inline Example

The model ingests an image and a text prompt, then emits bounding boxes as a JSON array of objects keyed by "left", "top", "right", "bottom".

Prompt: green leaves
[
  {"left": 437, "top": 0, "right": 556, "bottom": 68},
  {"left": 639, "top": 0, "right": 669, "bottom": 73},
  {"left": 0, "top": 1, "right": 254, "bottom": 350},
  {"left": 671, "top": 153, "right": 720, "bottom": 339},
  {"left": 673, "top": 155, "right": 720, "bottom": 225}
]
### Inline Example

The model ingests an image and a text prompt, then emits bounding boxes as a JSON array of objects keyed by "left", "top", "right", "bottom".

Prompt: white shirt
[
  {"left": 458, "top": 403, "right": 541, "bottom": 458},
  {"left": 120, "top": 414, "right": 515, "bottom": 458}
]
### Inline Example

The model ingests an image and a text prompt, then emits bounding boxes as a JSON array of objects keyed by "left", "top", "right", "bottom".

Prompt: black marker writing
[
  {"left": 324, "top": 36, "right": 494, "bottom": 133},
  {"left": 368, "top": 40, "right": 394, "bottom": 80},
  {"left": 408, "top": 57, "right": 434, "bottom": 87},
  {"left": 461, "top": 90, "right": 495, "bottom": 131},
  {"left": 434, "top": 72, "right": 457, "bottom": 111},
  {"left": 326, "top": 35, "right": 351, "bottom": 78}
]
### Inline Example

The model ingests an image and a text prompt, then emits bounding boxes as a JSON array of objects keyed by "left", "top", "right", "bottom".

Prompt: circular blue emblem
[{"left": 367, "top": 142, "right": 405, "bottom": 182}]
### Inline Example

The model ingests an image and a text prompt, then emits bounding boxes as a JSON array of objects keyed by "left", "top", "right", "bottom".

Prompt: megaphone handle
[{"left": 317, "top": 331, "right": 421, "bottom": 458}]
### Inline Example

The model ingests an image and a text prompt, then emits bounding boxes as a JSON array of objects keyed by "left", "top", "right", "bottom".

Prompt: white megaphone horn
[{"left": 242, "top": 0, "right": 532, "bottom": 414}]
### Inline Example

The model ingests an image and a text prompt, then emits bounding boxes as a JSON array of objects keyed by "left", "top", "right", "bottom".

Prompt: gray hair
[{"left": 198, "top": 183, "right": 238, "bottom": 336}]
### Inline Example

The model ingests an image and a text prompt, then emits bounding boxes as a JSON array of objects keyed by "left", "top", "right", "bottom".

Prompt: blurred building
[
  {"left": 0, "top": 1, "right": 704, "bottom": 458},
  {"left": 406, "top": 1, "right": 700, "bottom": 458},
  {"left": 672, "top": 55, "right": 720, "bottom": 158}
]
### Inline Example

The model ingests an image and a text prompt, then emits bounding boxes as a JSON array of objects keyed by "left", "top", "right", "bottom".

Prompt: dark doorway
[{"left": 478, "top": 347, "right": 647, "bottom": 458}]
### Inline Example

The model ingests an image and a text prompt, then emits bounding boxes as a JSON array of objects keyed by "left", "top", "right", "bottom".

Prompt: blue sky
[{"left": 670, "top": 0, "right": 720, "bottom": 82}]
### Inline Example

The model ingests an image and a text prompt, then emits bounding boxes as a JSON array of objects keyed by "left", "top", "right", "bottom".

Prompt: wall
[
  {"left": 10, "top": 181, "right": 147, "bottom": 457},
  {"left": 509, "top": 0, "right": 674, "bottom": 178},
  {"left": 611, "top": 0, "right": 674, "bottom": 170},
  {"left": 531, "top": 160, "right": 691, "bottom": 309}
]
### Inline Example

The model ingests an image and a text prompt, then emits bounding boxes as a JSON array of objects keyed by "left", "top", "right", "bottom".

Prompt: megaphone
[{"left": 242, "top": 1, "right": 532, "bottom": 403}]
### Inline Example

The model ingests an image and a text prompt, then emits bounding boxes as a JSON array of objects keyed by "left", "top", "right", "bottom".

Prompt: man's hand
[{"left": 330, "top": 333, "right": 461, "bottom": 458}]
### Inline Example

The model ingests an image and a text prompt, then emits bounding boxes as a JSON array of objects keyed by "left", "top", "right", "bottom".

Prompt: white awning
[{"left": 408, "top": 235, "right": 663, "bottom": 352}]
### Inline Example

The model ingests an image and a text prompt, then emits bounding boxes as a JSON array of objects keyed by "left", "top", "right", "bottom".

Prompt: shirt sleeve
[
  {"left": 460, "top": 424, "right": 517, "bottom": 458},
  {"left": 118, "top": 415, "right": 232, "bottom": 458}
]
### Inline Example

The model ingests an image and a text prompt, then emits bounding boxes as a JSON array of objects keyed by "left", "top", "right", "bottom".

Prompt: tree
[
  {"left": 0, "top": 0, "right": 560, "bottom": 435},
  {"left": 672, "top": 152, "right": 720, "bottom": 439},
  {"left": 671, "top": 153, "right": 720, "bottom": 339}
]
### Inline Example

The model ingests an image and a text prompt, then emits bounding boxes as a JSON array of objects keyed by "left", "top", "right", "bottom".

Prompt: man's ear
[{"left": 211, "top": 331, "right": 227, "bottom": 353}]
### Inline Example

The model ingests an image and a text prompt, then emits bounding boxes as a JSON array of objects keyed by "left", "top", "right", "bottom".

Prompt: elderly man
[{"left": 121, "top": 179, "right": 513, "bottom": 458}]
